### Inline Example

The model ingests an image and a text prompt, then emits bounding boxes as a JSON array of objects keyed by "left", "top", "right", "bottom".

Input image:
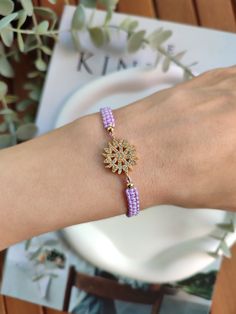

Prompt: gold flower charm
[{"left": 103, "top": 138, "right": 137, "bottom": 174}]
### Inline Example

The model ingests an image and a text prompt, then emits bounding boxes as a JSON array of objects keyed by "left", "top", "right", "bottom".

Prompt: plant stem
[
  {"left": 32, "top": 13, "right": 43, "bottom": 46},
  {"left": 157, "top": 45, "right": 195, "bottom": 78},
  {"left": 1, "top": 96, "right": 8, "bottom": 110},
  {"left": 88, "top": 9, "right": 96, "bottom": 28},
  {"left": 215, "top": 232, "right": 228, "bottom": 255},
  {"left": 2, "top": 96, "right": 17, "bottom": 145},
  {"left": 108, "top": 24, "right": 195, "bottom": 78},
  {"left": 8, "top": 27, "right": 61, "bottom": 36}
]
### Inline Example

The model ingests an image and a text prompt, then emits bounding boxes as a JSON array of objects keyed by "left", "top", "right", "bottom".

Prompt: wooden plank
[
  {"left": 233, "top": 0, "right": 236, "bottom": 18},
  {"left": 74, "top": 270, "right": 164, "bottom": 304},
  {"left": 195, "top": 0, "right": 236, "bottom": 32},
  {"left": 212, "top": 244, "right": 236, "bottom": 313},
  {"left": 118, "top": 0, "right": 156, "bottom": 17},
  {"left": 0, "top": 296, "right": 7, "bottom": 314},
  {"left": 155, "top": 0, "right": 199, "bottom": 25},
  {"left": 4, "top": 297, "right": 41, "bottom": 314}
]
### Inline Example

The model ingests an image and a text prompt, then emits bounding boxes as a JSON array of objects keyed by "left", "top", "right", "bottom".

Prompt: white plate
[{"left": 55, "top": 65, "right": 236, "bottom": 283}]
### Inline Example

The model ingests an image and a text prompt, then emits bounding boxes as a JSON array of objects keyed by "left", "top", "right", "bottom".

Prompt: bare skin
[{"left": 0, "top": 65, "right": 236, "bottom": 250}]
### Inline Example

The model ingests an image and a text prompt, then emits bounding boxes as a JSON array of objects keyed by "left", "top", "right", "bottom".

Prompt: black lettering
[
  {"left": 77, "top": 52, "right": 93, "bottom": 74},
  {"left": 102, "top": 56, "right": 110, "bottom": 76},
  {"left": 117, "top": 59, "right": 128, "bottom": 70}
]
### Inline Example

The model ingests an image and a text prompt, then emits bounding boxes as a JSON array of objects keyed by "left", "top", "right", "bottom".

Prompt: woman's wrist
[{"left": 76, "top": 95, "right": 167, "bottom": 213}]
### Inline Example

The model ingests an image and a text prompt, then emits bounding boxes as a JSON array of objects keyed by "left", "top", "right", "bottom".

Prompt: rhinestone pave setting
[{"left": 102, "top": 138, "right": 138, "bottom": 175}]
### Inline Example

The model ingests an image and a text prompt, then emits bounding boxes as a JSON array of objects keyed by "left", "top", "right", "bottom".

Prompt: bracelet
[{"left": 100, "top": 107, "right": 140, "bottom": 217}]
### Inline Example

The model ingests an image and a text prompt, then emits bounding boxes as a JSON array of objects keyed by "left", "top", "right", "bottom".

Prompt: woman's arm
[
  {"left": 1, "top": 66, "right": 236, "bottom": 250},
  {"left": 0, "top": 112, "right": 139, "bottom": 250}
]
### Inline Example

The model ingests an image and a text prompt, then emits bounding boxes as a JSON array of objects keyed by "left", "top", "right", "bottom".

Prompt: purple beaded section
[
  {"left": 100, "top": 107, "right": 115, "bottom": 129},
  {"left": 125, "top": 187, "right": 140, "bottom": 217}
]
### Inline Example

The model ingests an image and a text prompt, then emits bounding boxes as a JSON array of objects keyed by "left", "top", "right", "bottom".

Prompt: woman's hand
[
  {"left": 1, "top": 65, "right": 236, "bottom": 250},
  {"left": 114, "top": 65, "right": 236, "bottom": 211}
]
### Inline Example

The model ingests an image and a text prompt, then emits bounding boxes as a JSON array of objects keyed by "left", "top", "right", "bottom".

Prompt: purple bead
[
  {"left": 100, "top": 107, "right": 115, "bottom": 129},
  {"left": 125, "top": 186, "right": 140, "bottom": 217}
]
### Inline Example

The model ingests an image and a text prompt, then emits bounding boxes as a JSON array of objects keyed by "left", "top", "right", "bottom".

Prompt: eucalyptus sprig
[{"left": 71, "top": 2, "right": 196, "bottom": 79}]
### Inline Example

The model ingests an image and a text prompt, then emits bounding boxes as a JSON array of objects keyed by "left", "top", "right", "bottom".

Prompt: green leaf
[
  {"left": 103, "top": 27, "right": 110, "bottom": 44},
  {"left": 35, "top": 58, "right": 47, "bottom": 71},
  {"left": 24, "top": 82, "right": 38, "bottom": 90},
  {"left": 32, "top": 273, "right": 46, "bottom": 281},
  {"left": 147, "top": 27, "right": 162, "bottom": 43},
  {"left": 174, "top": 50, "right": 187, "bottom": 61},
  {"left": 154, "top": 52, "right": 161, "bottom": 67},
  {"left": 17, "top": 33, "right": 24, "bottom": 52},
  {"left": 27, "top": 71, "right": 40, "bottom": 78},
  {"left": 43, "top": 239, "right": 58, "bottom": 246},
  {"left": 0, "top": 12, "right": 18, "bottom": 31},
  {"left": 0, "top": 108, "right": 15, "bottom": 115},
  {"left": 25, "top": 239, "right": 32, "bottom": 250},
  {"left": 40, "top": 46, "right": 52, "bottom": 55},
  {"left": 0, "top": 56, "right": 14, "bottom": 78},
  {"left": 1, "top": 26, "right": 14, "bottom": 47},
  {"left": 217, "top": 220, "right": 235, "bottom": 233},
  {"left": 127, "top": 30, "right": 146, "bottom": 53},
  {"left": 162, "top": 56, "right": 171, "bottom": 72},
  {"left": 16, "top": 99, "right": 32, "bottom": 112},
  {"left": 48, "top": 0, "right": 57, "bottom": 3},
  {"left": 148, "top": 29, "right": 172, "bottom": 49},
  {"left": 71, "top": 5, "right": 85, "bottom": 31},
  {"left": 29, "top": 247, "right": 42, "bottom": 260},
  {"left": 20, "top": 0, "right": 33, "bottom": 16},
  {"left": 23, "top": 114, "right": 34, "bottom": 123},
  {"left": 0, "top": 0, "right": 14, "bottom": 16},
  {"left": 0, "top": 81, "right": 8, "bottom": 98},
  {"left": 219, "top": 241, "right": 231, "bottom": 258},
  {"left": 128, "top": 20, "right": 139, "bottom": 32},
  {"left": 207, "top": 251, "right": 219, "bottom": 259},
  {"left": 16, "top": 123, "right": 37, "bottom": 141},
  {"left": 34, "top": 7, "right": 57, "bottom": 28},
  {"left": 183, "top": 70, "right": 192, "bottom": 81},
  {"left": 29, "top": 88, "right": 41, "bottom": 101},
  {"left": 0, "top": 42, "right": 5, "bottom": 54},
  {"left": 80, "top": 0, "right": 96, "bottom": 8},
  {"left": 119, "top": 17, "right": 139, "bottom": 33},
  {"left": 119, "top": 17, "right": 131, "bottom": 31},
  {"left": 103, "top": 8, "right": 112, "bottom": 26},
  {"left": 5, "top": 94, "right": 18, "bottom": 104},
  {"left": 0, "top": 122, "right": 7, "bottom": 133},
  {"left": 0, "top": 108, "right": 18, "bottom": 123},
  {"left": 17, "top": 9, "right": 27, "bottom": 28},
  {"left": 188, "top": 61, "right": 198, "bottom": 68},
  {"left": 209, "top": 234, "right": 223, "bottom": 241},
  {"left": 35, "top": 20, "right": 49, "bottom": 34},
  {"left": 13, "top": 50, "right": 20, "bottom": 62},
  {"left": 89, "top": 27, "right": 105, "bottom": 47},
  {"left": 0, "top": 134, "right": 14, "bottom": 148},
  {"left": 71, "top": 30, "right": 81, "bottom": 51}
]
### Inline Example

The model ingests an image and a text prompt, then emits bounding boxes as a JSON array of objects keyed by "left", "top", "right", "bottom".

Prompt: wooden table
[{"left": 1, "top": 1, "right": 236, "bottom": 313}]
